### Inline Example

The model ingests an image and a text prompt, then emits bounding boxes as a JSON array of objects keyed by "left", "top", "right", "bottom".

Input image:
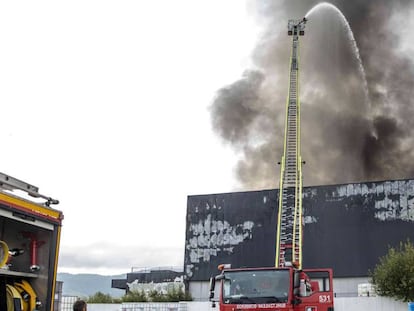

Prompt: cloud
[{"left": 58, "top": 242, "right": 184, "bottom": 274}]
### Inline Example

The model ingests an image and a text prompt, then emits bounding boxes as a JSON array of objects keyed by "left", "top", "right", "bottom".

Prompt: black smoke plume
[{"left": 210, "top": 0, "right": 414, "bottom": 189}]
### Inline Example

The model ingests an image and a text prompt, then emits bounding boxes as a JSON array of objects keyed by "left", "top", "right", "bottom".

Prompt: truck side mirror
[
  {"left": 293, "top": 271, "right": 300, "bottom": 295},
  {"left": 209, "top": 277, "right": 216, "bottom": 300}
]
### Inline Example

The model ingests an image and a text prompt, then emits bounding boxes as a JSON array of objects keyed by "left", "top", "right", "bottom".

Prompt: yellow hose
[
  {"left": 6, "top": 284, "right": 23, "bottom": 311},
  {"left": 15, "top": 280, "right": 38, "bottom": 311}
]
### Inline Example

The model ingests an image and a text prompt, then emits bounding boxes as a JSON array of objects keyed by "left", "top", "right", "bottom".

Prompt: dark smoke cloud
[
  {"left": 210, "top": 70, "right": 265, "bottom": 145},
  {"left": 210, "top": 0, "right": 414, "bottom": 189}
]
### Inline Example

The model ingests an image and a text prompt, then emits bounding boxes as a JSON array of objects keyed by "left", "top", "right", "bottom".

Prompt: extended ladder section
[
  {"left": 275, "top": 18, "right": 306, "bottom": 269},
  {"left": 0, "top": 172, "right": 59, "bottom": 207}
]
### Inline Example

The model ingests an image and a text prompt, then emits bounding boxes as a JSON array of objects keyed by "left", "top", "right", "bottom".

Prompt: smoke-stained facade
[{"left": 184, "top": 178, "right": 414, "bottom": 281}]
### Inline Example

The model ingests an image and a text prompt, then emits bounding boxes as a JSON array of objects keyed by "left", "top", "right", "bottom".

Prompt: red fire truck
[
  {"left": 209, "top": 264, "right": 334, "bottom": 311},
  {"left": 209, "top": 16, "right": 334, "bottom": 311}
]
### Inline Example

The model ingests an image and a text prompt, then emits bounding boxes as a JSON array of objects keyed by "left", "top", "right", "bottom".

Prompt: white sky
[{"left": 0, "top": 1, "right": 261, "bottom": 275}]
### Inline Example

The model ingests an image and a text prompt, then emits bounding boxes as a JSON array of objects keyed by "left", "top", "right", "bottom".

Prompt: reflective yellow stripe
[
  {"left": 50, "top": 226, "right": 62, "bottom": 311},
  {"left": 0, "top": 192, "right": 62, "bottom": 221}
]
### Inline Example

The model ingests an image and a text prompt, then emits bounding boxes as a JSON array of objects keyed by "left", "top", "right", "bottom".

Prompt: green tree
[
  {"left": 87, "top": 291, "right": 114, "bottom": 303},
  {"left": 371, "top": 240, "right": 414, "bottom": 302},
  {"left": 122, "top": 290, "right": 148, "bottom": 302},
  {"left": 120, "top": 286, "right": 192, "bottom": 303},
  {"left": 165, "top": 287, "right": 192, "bottom": 302},
  {"left": 148, "top": 290, "right": 167, "bottom": 302},
  {"left": 166, "top": 287, "right": 182, "bottom": 302}
]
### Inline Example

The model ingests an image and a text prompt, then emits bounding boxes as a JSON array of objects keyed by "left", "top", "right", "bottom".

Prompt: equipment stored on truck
[{"left": 0, "top": 172, "right": 62, "bottom": 311}]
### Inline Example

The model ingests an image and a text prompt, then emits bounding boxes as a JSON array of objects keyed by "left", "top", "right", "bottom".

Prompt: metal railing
[
  {"left": 121, "top": 302, "right": 187, "bottom": 311},
  {"left": 60, "top": 296, "right": 79, "bottom": 311},
  {"left": 59, "top": 297, "right": 189, "bottom": 311}
]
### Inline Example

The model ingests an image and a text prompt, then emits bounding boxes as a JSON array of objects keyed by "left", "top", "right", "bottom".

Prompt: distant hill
[{"left": 57, "top": 273, "right": 126, "bottom": 298}]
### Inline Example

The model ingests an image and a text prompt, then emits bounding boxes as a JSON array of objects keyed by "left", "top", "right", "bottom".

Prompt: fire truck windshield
[{"left": 222, "top": 269, "right": 290, "bottom": 304}]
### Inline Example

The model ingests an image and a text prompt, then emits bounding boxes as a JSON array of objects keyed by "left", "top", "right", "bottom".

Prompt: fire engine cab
[{"left": 209, "top": 264, "right": 334, "bottom": 311}]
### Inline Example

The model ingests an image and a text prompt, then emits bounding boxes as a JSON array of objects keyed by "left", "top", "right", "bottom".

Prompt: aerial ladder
[
  {"left": 209, "top": 17, "right": 334, "bottom": 311},
  {"left": 275, "top": 18, "right": 307, "bottom": 269}
]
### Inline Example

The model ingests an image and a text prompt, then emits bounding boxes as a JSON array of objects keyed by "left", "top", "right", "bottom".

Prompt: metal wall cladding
[{"left": 184, "top": 179, "right": 414, "bottom": 281}]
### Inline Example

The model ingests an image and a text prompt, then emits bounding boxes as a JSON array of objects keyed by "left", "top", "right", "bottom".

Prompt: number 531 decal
[{"left": 319, "top": 295, "right": 332, "bottom": 303}]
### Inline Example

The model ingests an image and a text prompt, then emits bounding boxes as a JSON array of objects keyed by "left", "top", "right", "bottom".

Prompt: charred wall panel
[
  {"left": 303, "top": 180, "right": 414, "bottom": 277},
  {"left": 185, "top": 189, "right": 278, "bottom": 281},
  {"left": 185, "top": 179, "right": 414, "bottom": 281}
]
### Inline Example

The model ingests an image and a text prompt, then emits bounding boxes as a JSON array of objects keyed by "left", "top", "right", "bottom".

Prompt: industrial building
[
  {"left": 184, "top": 178, "right": 414, "bottom": 300},
  {"left": 112, "top": 267, "right": 184, "bottom": 294}
]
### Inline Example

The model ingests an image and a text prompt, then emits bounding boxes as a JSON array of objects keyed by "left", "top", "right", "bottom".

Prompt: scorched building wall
[{"left": 185, "top": 178, "right": 414, "bottom": 283}]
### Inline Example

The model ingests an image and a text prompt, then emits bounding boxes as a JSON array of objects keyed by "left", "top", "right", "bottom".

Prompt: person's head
[{"left": 73, "top": 300, "right": 87, "bottom": 311}]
